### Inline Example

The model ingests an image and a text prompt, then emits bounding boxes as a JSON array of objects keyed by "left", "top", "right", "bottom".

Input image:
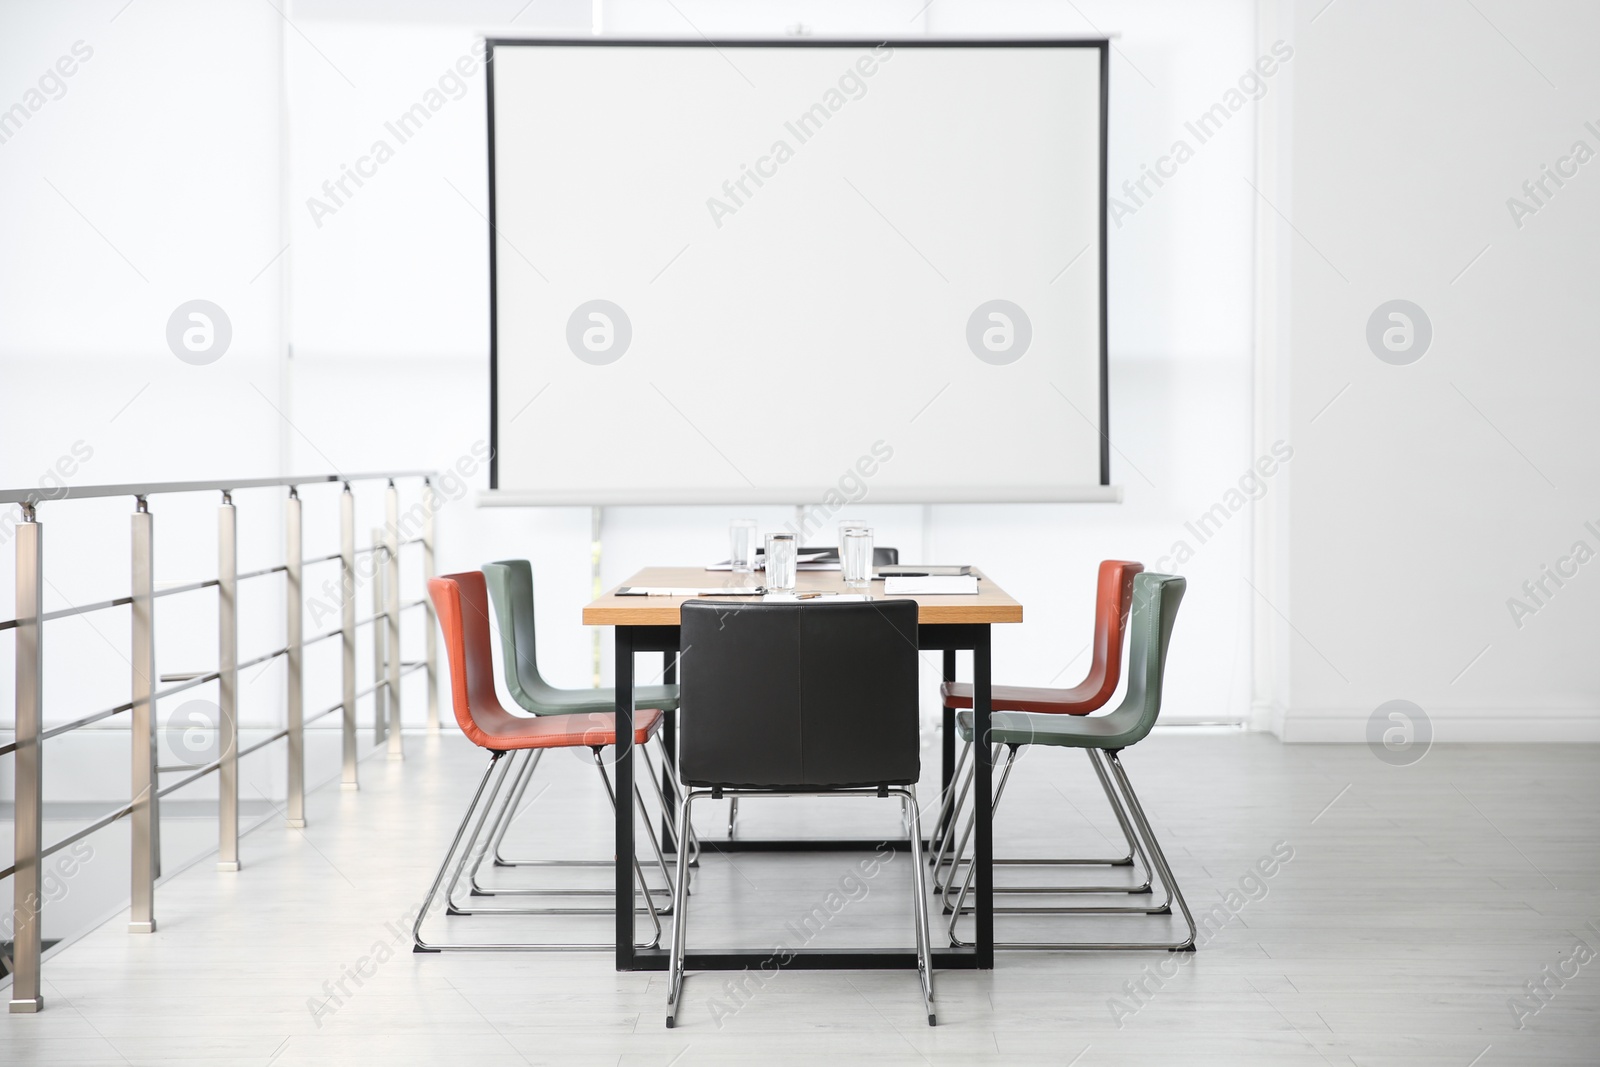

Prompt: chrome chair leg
[
  {"left": 1104, "top": 750, "right": 1196, "bottom": 950},
  {"left": 449, "top": 754, "right": 670, "bottom": 920},
  {"left": 928, "top": 738, "right": 971, "bottom": 877},
  {"left": 930, "top": 741, "right": 990, "bottom": 891},
  {"left": 902, "top": 785, "right": 936, "bottom": 1026},
  {"left": 593, "top": 750, "right": 677, "bottom": 907},
  {"left": 413, "top": 750, "right": 662, "bottom": 951},
  {"left": 727, "top": 796, "right": 739, "bottom": 838},
  {"left": 942, "top": 744, "right": 1021, "bottom": 923},
  {"left": 946, "top": 747, "right": 1195, "bottom": 951},
  {"left": 491, "top": 737, "right": 682, "bottom": 868},
  {"left": 666, "top": 788, "right": 700, "bottom": 1028},
  {"left": 943, "top": 747, "right": 1169, "bottom": 918},
  {"left": 643, "top": 742, "right": 700, "bottom": 869},
  {"left": 939, "top": 744, "right": 1157, "bottom": 899}
]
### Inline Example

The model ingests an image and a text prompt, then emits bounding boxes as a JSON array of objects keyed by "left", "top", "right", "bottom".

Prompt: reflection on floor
[{"left": 2, "top": 729, "right": 1597, "bottom": 1065}]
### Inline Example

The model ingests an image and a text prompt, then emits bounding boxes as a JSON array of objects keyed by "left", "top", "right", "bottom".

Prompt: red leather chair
[
  {"left": 413, "top": 570, "right": 671, "bottom": 952},
  {"left": 931, "top": 560, "right": 1157, "bottom": 910}
]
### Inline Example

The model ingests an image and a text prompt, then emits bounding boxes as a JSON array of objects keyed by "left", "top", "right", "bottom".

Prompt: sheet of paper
[
  {"left": 614, "top": 586, "right": 763, "bottom": 597},
  {"left": 761, "top": 593, "right": 874, "bottom": 603},
  {"left": 882, "top": 575, "right": 980, "bottom": 596}
]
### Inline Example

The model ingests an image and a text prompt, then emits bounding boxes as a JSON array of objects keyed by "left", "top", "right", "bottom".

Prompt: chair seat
[
  {"left": 941, "top": 681, "right": 1100, "bottom": 715},
  {"left": 955, "top": 708, "right": 1136, "bottom": 750},
  {"left": 522, "top": 684, "right": 678, "bottom": 715},
  {"left": 477, "top": 707, "right": 664, "bottom": 751}
]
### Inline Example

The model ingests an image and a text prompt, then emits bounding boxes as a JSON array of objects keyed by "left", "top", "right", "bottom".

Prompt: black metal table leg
[
  {"left": 614, "top": 626, "right": 635, "bottom": 971},
  {"left": 973, "top": 627, "right": 994, "bottom": 968}
]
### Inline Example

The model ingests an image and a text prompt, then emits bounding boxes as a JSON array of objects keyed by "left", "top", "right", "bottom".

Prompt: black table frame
[{"left": 611, "top": 622, "right": 994, "bottom": 972}]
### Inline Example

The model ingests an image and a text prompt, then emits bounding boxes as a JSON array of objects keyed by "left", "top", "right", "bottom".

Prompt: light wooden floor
[{"left": 3, "top": 729, "right": 1597, "bottom": 1066}]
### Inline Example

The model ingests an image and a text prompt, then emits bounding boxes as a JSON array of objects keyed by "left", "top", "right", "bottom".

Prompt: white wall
[
  {"left": 4, "top": 0, "right": 1335, "bottom": 817},
  {"left": 1260, "top": 0, "right": 1600, "bottom": 740},
  {"left": 276, "top": 0, "right": 1267, "bottom": 723}
]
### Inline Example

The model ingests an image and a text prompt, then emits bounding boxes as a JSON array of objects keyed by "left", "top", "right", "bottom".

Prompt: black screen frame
[{"left": 484, "top": 37, "right": 1112, "bottom": 493}]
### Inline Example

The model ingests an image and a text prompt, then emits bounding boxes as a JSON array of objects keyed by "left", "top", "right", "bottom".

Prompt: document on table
[
  {"left": 614, "top": 586, "right": 763, "bottom": 597},
  {"left": 762, "top": 593, "right": 874, "bottom": 603},
  {"left": 882, "top": 575, "right": 980, "bottom": 595}
]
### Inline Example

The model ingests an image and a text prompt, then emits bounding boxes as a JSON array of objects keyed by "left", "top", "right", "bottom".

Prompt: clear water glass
[
  {"left": 841, "top": 527, "right": 874, "bottom": 587},
  {"left": 729, "top": 519, "right": 758, "bottom": 573},
  {"left": 837, "top": 519, "right": 867, "bottom": 559},
  {"left": 765, "top": 533, "right": 797, "bottom": 591}
]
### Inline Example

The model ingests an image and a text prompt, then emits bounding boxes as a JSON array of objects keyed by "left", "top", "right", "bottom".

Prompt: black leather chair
[
  {"left": 665, "top": 598, "right": 936, "bottom": 1027},
  {"left": 724, "top": 545, "right": 898, "bottom": 837}
]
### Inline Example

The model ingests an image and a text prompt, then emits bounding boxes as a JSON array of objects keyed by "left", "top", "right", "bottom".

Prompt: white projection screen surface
[{"left": 486, "top": 39, "right": 1109, "bottom": 505}]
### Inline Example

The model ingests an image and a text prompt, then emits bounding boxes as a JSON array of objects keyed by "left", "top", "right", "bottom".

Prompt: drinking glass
[
  {"left": 729, "top": 519, "right": 758, "bottom": 573},
  {"left": 837, "top": 519, "right": 867, "bottom": 560},
  {"left": 841, "top": 527, "right": 874, "bottom": 587},
  {"left": 765, "top": 533, "right": 797, "bottom": 591}
]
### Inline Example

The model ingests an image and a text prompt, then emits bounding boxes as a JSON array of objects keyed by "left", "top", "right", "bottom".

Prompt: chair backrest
[
  {"left": 427, "top": 570, "right": 520, "bottom": 750},
  {"left": 481, "top": 559, "right": 558, "bottom": 713},
  {"left": 1096, "top": 572, "right": 1186, "bottom": 746},
  {"left": 1076, "top": 559, "right": 1145, "bottom": 705},
  {"left": 678, "top": 599, "right": 920, "bottom": 789}
]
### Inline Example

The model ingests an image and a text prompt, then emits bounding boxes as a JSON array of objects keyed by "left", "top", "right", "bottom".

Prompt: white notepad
[{"left": 882, "top": 575, "right": 979, "bottom": 596}]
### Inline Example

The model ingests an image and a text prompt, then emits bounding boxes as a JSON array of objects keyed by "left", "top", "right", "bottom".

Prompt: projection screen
[{"left": 485, "top": 39, "right": 1110, "bottom": 505}]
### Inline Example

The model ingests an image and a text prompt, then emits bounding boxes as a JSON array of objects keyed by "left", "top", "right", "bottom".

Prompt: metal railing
[{"left": 1, "top": 472, "right": 440, "bottom": 1013}]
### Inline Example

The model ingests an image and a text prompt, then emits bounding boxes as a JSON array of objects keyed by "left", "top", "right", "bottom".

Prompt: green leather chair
[
  {"left": 468, "top": 559, "right": 690, "bottom": 901},
  {"left": 944, "top": 572, "right": 1196, "bottom": 951}
]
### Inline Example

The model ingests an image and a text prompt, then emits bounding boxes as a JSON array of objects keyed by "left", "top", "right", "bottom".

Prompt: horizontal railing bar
[
  {"left": 161, "top": 672, "right": 206, "bottom": 682},
  {"left": 354, "top": 613, "right": 382, "bottom": 629},
  {"left": 157, "top": 756, "right": 224, "bottom": 797},
  {"left": 238, "top": 727, "right": 291, "bottom": 759},
  {"left": 2, "top": 594, "right": 138, "bottom": 630},
  {"left": 400, "top": 661, "right": 426, "bottom": 676},
  {"left": 0, "top": 471, "right": 436, "bottom": 506},
  {"left": 41, "top": 595, "right": 135, "bottom": 623},
  {"left": 0, "top": 802, "right": 137, "bottom": 878},
  {"left": 239, "top": 646, "right": 288, "bottom": 671},
  {"left": 153, "top": 579, "right": 219, "bottom": 599},
  {"left": 303, "top": 628, "right": 342, "bottom": 648},
  {"left": 153, "top": 672, "right": 221, "bottom": 701},
  {"left": 39, "top": 701, "right": 137, "bottom": 742},
  {"left": 304, "top": 551, "right": 341, "bottom": 565},
  {"left": 237, "top": 563, "right": 289, "bottom": 582},
  {"left": 306, "top": 701, "right": 342, "bottom": 725},
  {"left": 401, "top": 598, "right": 427, "bottom": 610}
]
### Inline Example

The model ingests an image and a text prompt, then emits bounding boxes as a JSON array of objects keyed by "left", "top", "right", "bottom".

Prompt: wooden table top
[{"left": 583, "top": 566, "right": 1023, "bottom": 626}]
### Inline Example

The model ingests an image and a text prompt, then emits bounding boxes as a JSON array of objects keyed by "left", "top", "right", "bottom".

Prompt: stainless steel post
[
  {"left": 129, "top": 498, "right": 158, "bottom": 933},
  {"left": 370, "top": 526, "right": 387, "bottom": 746},
  {"left": 385, "top": 480, "right": 402, "bottom": 760},
  {"left": 217, "top": 493, "right": 240, "bottom": 872},
  {"left": 285, "top": 488, "right": 305, "bottom": 828},
  {"left": 9, "top": 506, "right": 44, "bottom": 1012},
  {"left": 340, "top": 484, "right": 358, "bottom": 790},
  {"left": 422, "top": 478, "right": 439, "bottom": 732}
]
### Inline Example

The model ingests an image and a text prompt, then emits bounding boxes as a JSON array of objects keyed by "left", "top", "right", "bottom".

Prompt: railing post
[
  {"left": 340, "top": 484, "right": 358, "bottom": 790},
  {"left": 371, "top": 526, "right": 388, "bottom": 746},
  {"left": 385, "top": 480, "right": 403, "bottom": 760},
  {"left": 129, "top": 497, "right": 157, "bottom": 933},
  {"left": 216, "top": 493, "right": 240, "bottom": 871},
  {"left": 9, "top": 504, "right": 45, "bottom": 1013},
  {"left": 422, "top": 478, "right": 439, "bottom": 733},
  {"left": 285, "top": 487, "right": 305, "bottom": 828}
]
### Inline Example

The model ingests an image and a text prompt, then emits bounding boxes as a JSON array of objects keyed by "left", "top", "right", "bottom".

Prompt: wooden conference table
[{"left": 584, "top": 565, "right": 1022, "bottom": 973}]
